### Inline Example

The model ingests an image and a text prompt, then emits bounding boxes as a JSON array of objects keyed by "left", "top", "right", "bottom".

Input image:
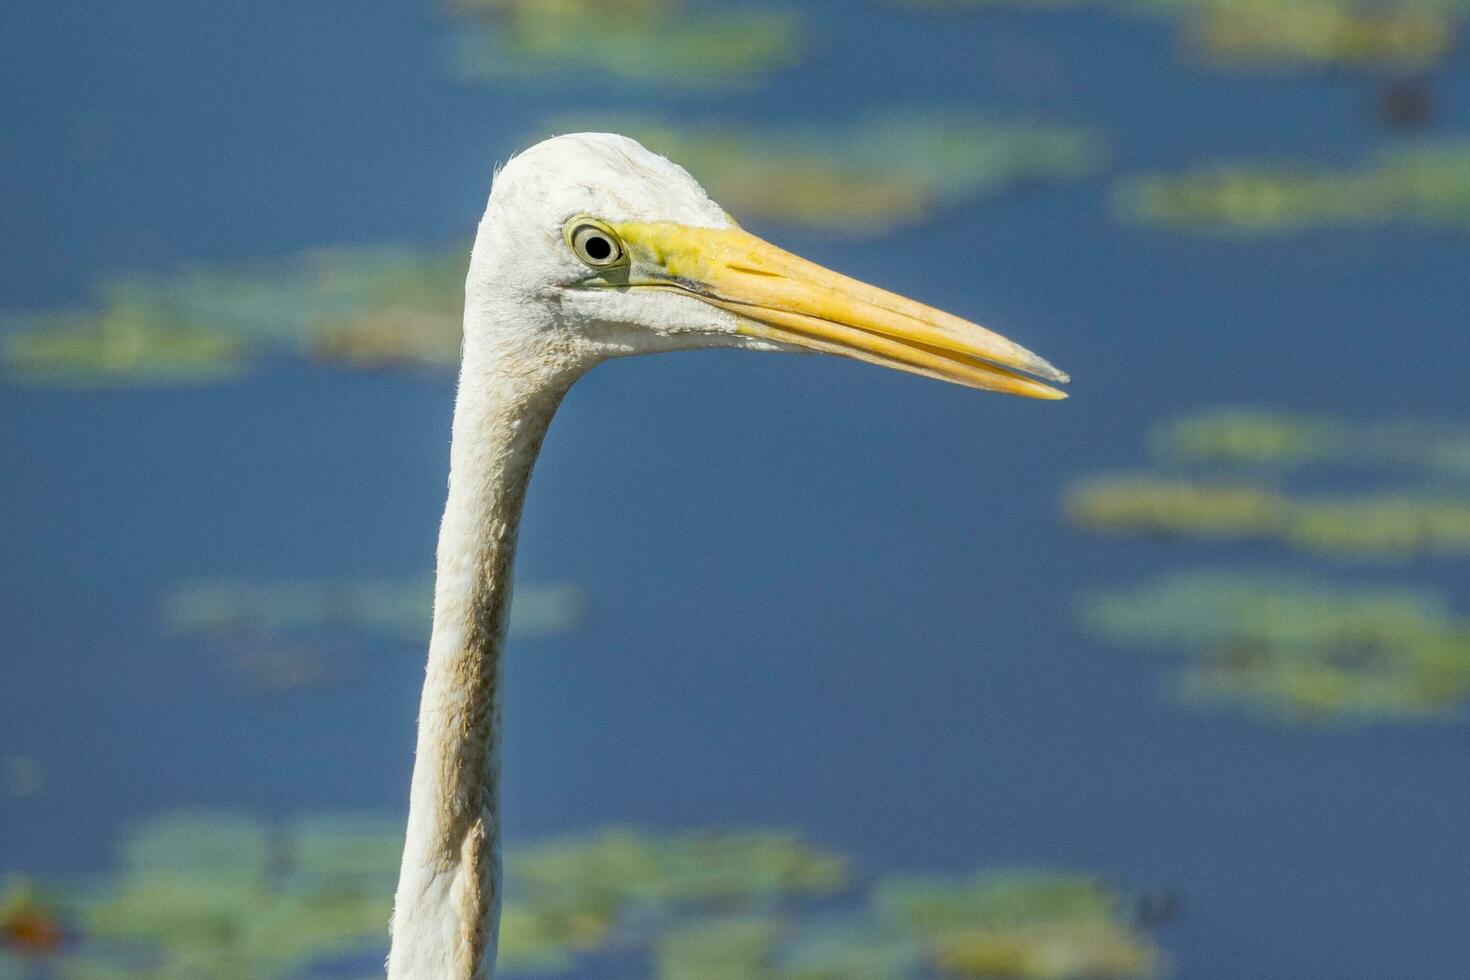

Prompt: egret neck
[{"left": 388, "top": 309, "right": 581, "bottom": 980}]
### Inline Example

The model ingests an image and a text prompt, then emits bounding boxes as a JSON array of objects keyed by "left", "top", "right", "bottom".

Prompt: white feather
[{"left": 388, "top": 134, "right": 768, "bottom": 980}]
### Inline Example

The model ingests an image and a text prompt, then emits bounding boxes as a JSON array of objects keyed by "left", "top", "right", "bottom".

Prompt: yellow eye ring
[{"left": 565, "top": 218, "right": 626, "bottom": 269}]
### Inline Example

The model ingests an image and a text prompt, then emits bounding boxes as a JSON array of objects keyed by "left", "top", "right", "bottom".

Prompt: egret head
[{"left": 467, "top": 132, "right": 1068, "bottom": 399}]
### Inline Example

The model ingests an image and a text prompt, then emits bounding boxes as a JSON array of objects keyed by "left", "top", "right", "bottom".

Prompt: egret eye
[{"left": 566, "top": 219, "right": 625, "bottom": 269}]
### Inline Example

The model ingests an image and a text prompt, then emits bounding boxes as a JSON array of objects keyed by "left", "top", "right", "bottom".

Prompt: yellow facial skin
[{"left": 610, "top": 221, "right": 1069, "bottom": 400}]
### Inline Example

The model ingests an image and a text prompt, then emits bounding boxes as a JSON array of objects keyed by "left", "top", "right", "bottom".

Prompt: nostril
[{"left": 728, "top": 263, "right": 782, "bottom": 278}]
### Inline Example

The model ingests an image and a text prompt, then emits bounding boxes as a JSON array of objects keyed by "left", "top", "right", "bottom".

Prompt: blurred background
[{"left": 2, "top": 1, "right": 1469, "bottom": 977}]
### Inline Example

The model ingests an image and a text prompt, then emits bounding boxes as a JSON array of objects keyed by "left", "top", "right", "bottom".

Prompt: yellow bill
[{"left": 615, "top": 222, "right": 1069, "bottom": 400}]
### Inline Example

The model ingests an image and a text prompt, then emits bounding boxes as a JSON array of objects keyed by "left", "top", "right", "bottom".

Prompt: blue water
[{"left": 3, "top": 1, "right": 1470, "bottom": 977}]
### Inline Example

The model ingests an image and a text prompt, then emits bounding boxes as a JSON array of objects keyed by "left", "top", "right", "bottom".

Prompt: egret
[{"left": 387, "top": 132, "right": 1068, "bottom": 979}]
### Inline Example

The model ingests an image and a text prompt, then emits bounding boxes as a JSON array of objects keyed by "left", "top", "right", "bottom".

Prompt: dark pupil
[{"left": 583, "top": 234, "right": 613, "bottom": 261}]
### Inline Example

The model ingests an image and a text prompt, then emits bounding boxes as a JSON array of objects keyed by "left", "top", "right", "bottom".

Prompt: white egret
[{"left": 387, "top": 132, "right": 1068, "bottom": 979}]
